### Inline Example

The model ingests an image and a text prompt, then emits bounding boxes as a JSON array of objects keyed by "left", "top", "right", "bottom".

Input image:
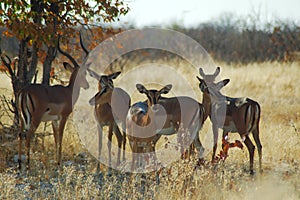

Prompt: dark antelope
[
  {"left": 17, "top": 35, "right": 90, "bottom": 169},
  {"left": 88, "top": 71, "right": 130, "bottom": 170},
  {"left": 79, "top": 33, "right": 130, "bottom": 171},
  {"left": 197, "top": 67, "right": 262, "bottom": 174},
  {"left": 127, "top": 84, "right": 205, "bottom": 171},
  {"left": 126, "top": 84, "right": 169, "bottom": 171}
]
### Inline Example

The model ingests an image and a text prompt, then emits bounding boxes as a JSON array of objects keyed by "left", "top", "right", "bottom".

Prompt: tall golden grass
[{"left": 0, "top": 61, "right": 299, "bottom": 199}]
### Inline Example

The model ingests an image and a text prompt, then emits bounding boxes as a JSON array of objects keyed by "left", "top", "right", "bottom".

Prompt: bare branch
[
  {"left": 57, "top": 35, "right": 80, "bottom": 68},
  {"left": 1, "top": 95, "right": 15, "bottom": 119},
  {"left": 0, "top": 53, "right": 14, "bottom": 77},
  {"left": 79, "top": 31, "right": 89, "bottom": 56},
  {"left": 2, "top": 95, "right": 14, "bottom": 114}
]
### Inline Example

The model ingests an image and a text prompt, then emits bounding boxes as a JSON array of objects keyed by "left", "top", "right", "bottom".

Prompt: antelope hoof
[
  {"left": 106, "top": 168, "right": 113, "bottom": 176},
  {"left": 197, "top": 158, "right": 206, "bottom": 166},
  {"left": 194, "top": 158, "right": 206, "bottom": 170}
]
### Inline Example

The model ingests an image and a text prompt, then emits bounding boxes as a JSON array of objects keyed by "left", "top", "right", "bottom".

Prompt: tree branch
[{"left": 0, "top": 53, "right": 14, "bottom": 78}]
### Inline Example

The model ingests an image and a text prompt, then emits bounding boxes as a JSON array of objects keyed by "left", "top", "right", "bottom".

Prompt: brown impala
[
  {"left": 126, "top": 84, "right": 170, "bottom": 171},
  {"left": 78, "top": 34, "right": 130, "bottom": 171},
  {"left": 88, "top": 71, "right": 130, "bottom": 170},
  {"left": 127, "top": 84, "right": 206, "bottom": 171},
  {"left": 17, "top": 36, "right": 90, "bottom": 169},
  {"left": 197, "top": 67, "right": 262, "bottom": 174}
]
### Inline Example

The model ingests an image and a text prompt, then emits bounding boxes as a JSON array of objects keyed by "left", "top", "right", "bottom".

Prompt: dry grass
[{"left": 0, "top": 60, "right": 299, "bottom": 199}]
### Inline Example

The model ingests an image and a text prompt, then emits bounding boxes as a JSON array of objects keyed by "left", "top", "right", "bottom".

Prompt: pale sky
[{"left": 116, "top": 0, "right": 300, "bottom": 27}]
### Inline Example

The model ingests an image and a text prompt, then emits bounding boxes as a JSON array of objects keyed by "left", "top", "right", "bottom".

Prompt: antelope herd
[{"left": 14, "top": 35, "right": 262, "bottom": 175}]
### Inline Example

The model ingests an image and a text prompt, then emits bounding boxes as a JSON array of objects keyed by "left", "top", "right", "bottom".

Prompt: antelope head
[
  {"left": 199, "top": 66, "right": 220, "bottom": 84},
  {"left": 198, "top": 66, "right": 229, "bottom": 103},
  {"left": 136, "top": 84, "right": 172, "bottom": 112},
  {"left": 88, "top": 71, "right": 121, "bottom": 106},
  {"left": 197, "top": 76, "right": 230, "bottom": 102},
  {"left": 57, "top": 36, "right": 90, "bottom": 90}
]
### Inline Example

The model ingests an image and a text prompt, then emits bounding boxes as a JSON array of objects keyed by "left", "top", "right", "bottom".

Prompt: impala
[
  {"left": 197, "top": 67, "right": 262, "bottom": 174},
  {"left": 78, "top": 33, "right": 131, "bottom": 171},
  {"left": 88, "top": 71, "right": 130, "bottom": 170},
  {"left": 153, "top": 88, "right": 205, "bottom": 162},
  {"left": 126, "top": 84, "right": 169, "bottom": 171},
  {"left": 127, "top": 84, "right": 206, "bottom": 171},
  {"left": 17, "top": 36, "right": 90, "bottom": 169}
]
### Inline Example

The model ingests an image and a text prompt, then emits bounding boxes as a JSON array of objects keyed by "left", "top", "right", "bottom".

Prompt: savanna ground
[{"left": 0, "top": 60, "right": 299, "bottom": 199}]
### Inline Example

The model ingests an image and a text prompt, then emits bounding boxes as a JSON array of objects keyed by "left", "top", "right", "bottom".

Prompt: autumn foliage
[
  {"left": 0, "top": 0, "right": 130, "bottom": 126},
  {"left": 0, "top": 1, "right": 129, "bottom": 45}
]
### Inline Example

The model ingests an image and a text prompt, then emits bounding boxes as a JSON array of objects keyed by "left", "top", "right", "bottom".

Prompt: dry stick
[
  {"left": 1, "top": 95, "right": 14, "bottom": 115},
  {"left": 0, "top": 95, "right": 15, "bottom": 124}
]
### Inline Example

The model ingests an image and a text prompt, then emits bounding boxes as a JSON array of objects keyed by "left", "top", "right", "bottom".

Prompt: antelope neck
[
  {"left": 67, "top": 68, "right": 81, "bottom": 106},
  {"left": 202, "top": 92, "right": 212, "bottom": 121}
]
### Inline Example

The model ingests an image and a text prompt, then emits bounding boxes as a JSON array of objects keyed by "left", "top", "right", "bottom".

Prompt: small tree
[{"left": 0, "top": 0, "right": 129, "bottom": 126}]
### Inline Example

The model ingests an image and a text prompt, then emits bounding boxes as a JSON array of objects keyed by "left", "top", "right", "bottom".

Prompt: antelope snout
[
  {"left": 88, "top": 96, "right": 96, "bottom": 106},
  {"left": 151, "top": 104, "right": 160, "bottom": 113},
  {"left": 83, "top": 82, "right": 89, "bottom": 89}
]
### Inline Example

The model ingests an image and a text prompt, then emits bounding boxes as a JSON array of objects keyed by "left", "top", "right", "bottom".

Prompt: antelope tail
[
  {"left": 245, "top": 101, "right": 261, "bottom": 133},
  {"left": 18, "top": 91, "right": 35, "bottom": 131},
  {"left": 188, "top": 104, "right": 204, "bottom": 136}
]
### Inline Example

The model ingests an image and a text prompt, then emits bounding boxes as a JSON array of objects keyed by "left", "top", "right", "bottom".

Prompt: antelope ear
[
  {"left": 85, "top": 62, "right": 92, "bottom": 68},
  {"left": 196, "top": 76, "right": 206, "bottom": 85},
  {"left": 213, "top": 67, "right": 221, "bottom": 76},
  {"left": 197, "top": 76, "right": 208, "bottom": 92},
  {"left": 63, "top": 62, "right": 74, "bottom": 72},
  {"left": 87, "top": 68, "right": 101, "bottom": 80},
  {"left": 199, "top": 68, "right": 205, "bottom": 77},
  {"left": 160, "top": 84, "right": 172, "bottom": 94},
  {"left": 196, "top": 76, "right": 202, "bottom": 82},
  {"left": 215, "top": 79, "right": 230, "bottom": 90},
  {"left": 136, "top": 84, "right": 148, "bottom": 94},
  {"left": 222, "top": 79, "right": 230, "bottom": 86},
  {"left": 109, "top": 71, "right": 121, "bottom": 80}
]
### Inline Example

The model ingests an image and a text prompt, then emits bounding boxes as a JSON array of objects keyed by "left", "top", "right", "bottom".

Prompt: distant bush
[
  {"left": 171, "top": 13, "right": 300, "bottom": 64},
  {"left": 1, "top": 13, "right": 299, "bottom": 64}
]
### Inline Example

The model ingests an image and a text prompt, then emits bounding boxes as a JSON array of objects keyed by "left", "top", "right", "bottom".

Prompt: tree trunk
[
  {"left": 17, "top": 38, "right": 29, "bottom": 88},
  {"left": 2, "top": 38, "right": 39, "bottom": 129},
  {"left": 29, "top": 41, "right": 39, "bottom": 83},
  {"left": 42, "top": 46, "right": 56, "bottom": 85},
  {"left": 42, "top": 1, "right": 59, "bottom": 85}
]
